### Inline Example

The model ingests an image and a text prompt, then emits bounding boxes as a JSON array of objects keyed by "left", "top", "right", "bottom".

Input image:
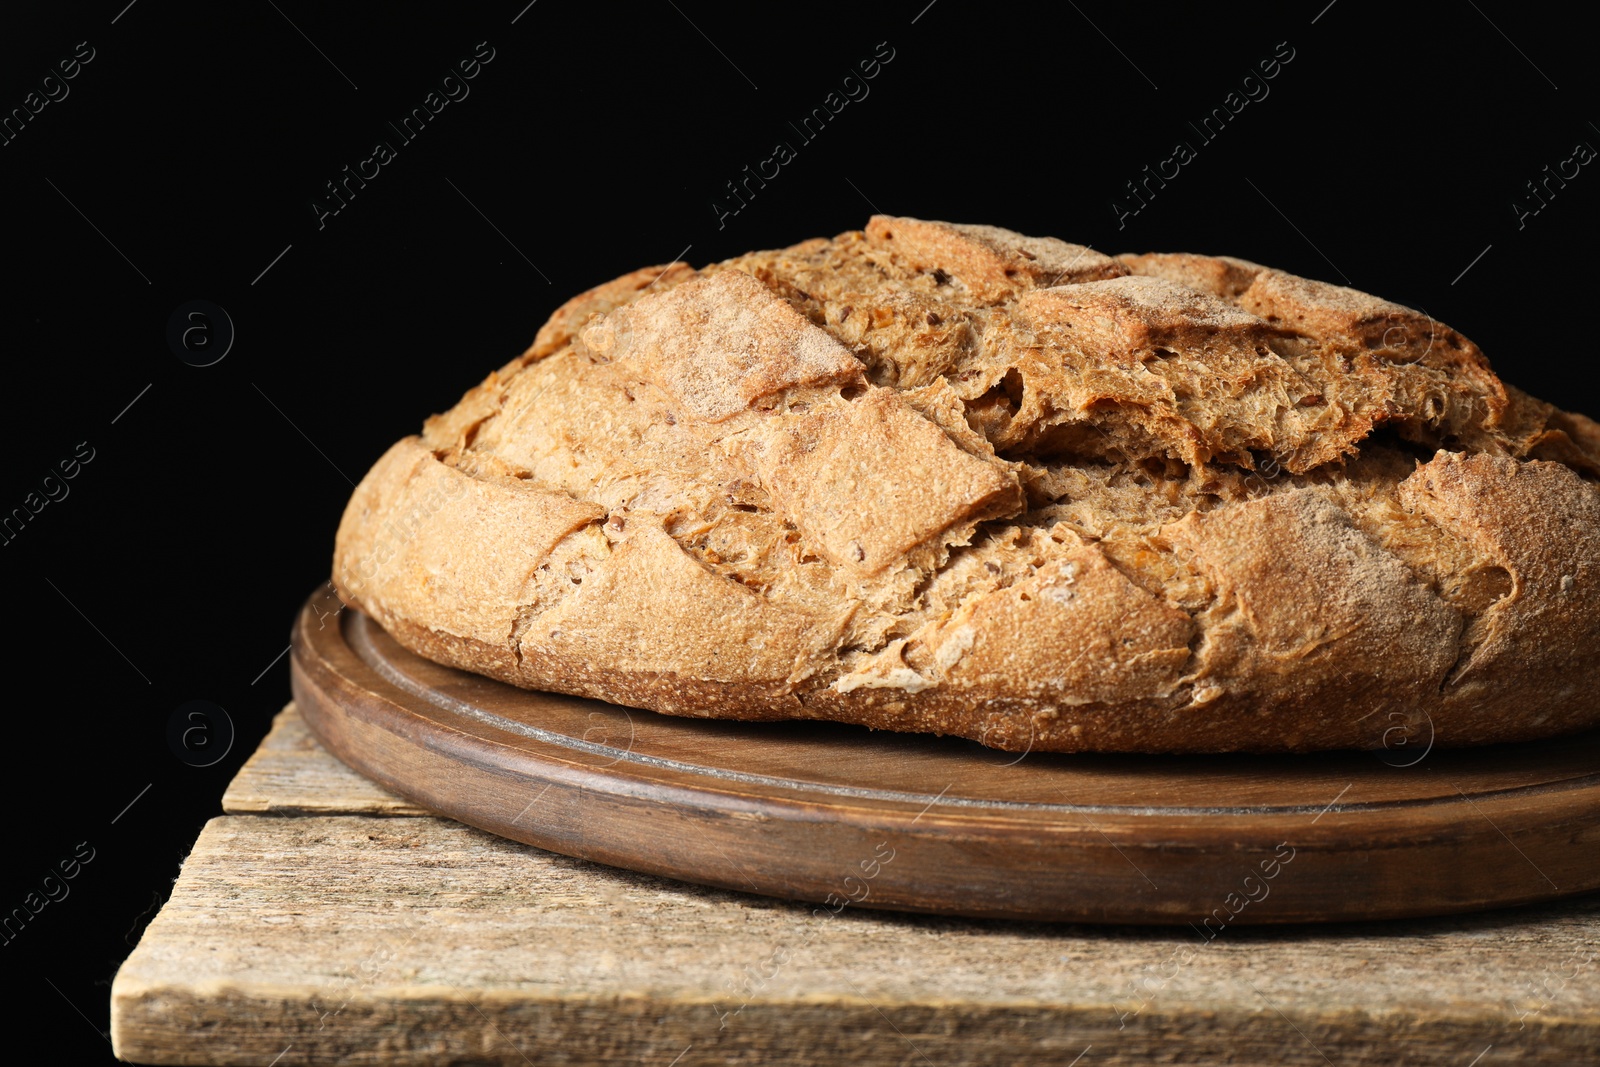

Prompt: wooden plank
[
  {"left": 222, "top": 704, "right": 429, "bottom": 816},
  {"left": 113, "top": 704, "right": 1600, "bottom": 1065}
]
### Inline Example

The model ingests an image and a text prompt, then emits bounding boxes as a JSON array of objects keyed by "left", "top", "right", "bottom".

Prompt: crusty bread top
[{"left": 332, "top": 216, "right": 1600, "bottom": 752}]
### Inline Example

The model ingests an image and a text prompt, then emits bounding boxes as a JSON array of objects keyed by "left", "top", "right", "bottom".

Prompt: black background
[{"left": 2, "top": 1, "right": 1596, "bottom": 1061}]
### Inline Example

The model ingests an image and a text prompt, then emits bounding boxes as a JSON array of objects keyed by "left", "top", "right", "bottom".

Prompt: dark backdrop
[{"left": 3, "top": 2, "right": 1595, "bottom": 1060}]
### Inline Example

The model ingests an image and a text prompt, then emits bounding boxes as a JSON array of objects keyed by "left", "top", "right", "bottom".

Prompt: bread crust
[{"left": 333, "top": 216, "right": 1600, "bottom": 753}]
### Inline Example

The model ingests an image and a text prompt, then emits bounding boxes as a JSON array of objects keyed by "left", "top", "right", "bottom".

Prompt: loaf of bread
[{"left": 332, "top": 216, "right": 1600, "bottom": 753}]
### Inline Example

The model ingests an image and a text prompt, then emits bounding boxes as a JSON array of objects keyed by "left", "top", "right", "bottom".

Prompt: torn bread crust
[{"left": 332, "top": 215, "right": 1600, "bottom": 753}]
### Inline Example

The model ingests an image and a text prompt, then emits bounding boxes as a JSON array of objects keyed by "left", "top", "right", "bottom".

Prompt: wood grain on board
[
  {"left": 221, "top": 701, "right": 429, "bottom": 817},
  {"left": 109, "top": 703, "right": 1600, "bottom": 1066}
]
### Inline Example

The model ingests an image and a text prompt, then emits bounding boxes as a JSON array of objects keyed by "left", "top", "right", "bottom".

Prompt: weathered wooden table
[{"left": 112, "top": 704, "right": 1600, "bottom": 1065}]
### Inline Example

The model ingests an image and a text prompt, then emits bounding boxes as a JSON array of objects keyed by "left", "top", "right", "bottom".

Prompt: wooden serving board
[{"left": 290, "top": 585, "right": 1600, "bottom": 925}]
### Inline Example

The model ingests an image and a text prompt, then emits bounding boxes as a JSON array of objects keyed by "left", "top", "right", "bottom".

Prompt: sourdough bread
[{"left": 332, "top": 217, "right": 1600, "bottom": 753}]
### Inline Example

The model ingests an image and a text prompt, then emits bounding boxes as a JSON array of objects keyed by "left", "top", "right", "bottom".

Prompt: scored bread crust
[{"left": 333, "top": 217, "right": 1600, "bottom": 753}]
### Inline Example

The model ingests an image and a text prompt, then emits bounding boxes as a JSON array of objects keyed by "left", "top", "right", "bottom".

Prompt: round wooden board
[{"left": 290, "top": 587, "right": 1600, "bottom": 925}]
